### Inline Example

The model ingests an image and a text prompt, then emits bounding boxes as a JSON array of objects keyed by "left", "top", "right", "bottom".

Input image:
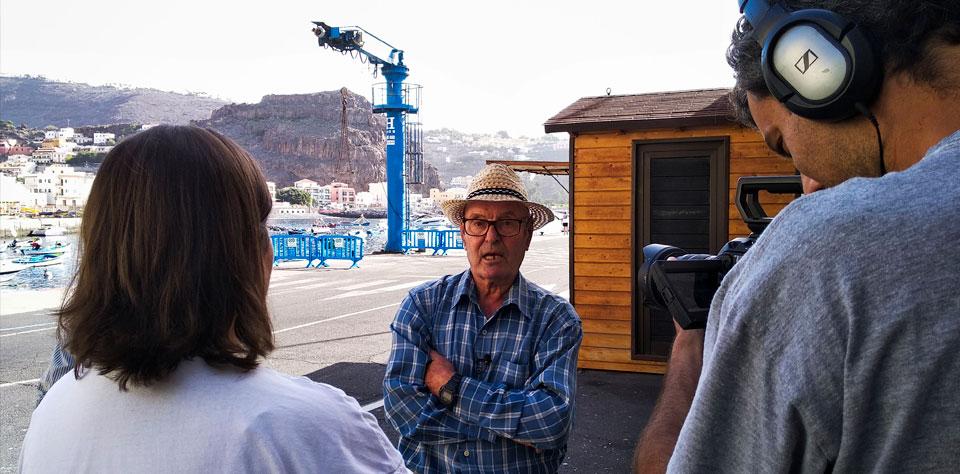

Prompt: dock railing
[
  {"left": 271, "top": 234, "right": 365, "bottom": 269},
  {"left": 401, "top": 229, "right": 464, "bottom": 255}
]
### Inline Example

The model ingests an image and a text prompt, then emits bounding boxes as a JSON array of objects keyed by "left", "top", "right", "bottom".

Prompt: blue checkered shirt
[{"left": 383, "top": 270, "right": 582, "bottom": 474}]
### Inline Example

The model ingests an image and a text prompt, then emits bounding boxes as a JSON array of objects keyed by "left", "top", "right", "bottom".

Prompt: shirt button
[
  {"left": 481, "top": 330, "right": 487, "bottom": 335},
  {"left": 464, "top": 450, "right": 470, "bottom": 457}
]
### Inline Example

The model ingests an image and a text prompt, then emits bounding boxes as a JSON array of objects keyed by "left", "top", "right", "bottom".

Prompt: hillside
[
  {"left": 0, "top": 76, "right": 566, "bottom": 204},
  {"left": 0, "top": 75, "right": 229, "bottom": 128}
]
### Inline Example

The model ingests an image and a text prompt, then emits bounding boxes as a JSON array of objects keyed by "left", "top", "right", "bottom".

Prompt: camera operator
[{"left": 634, "top": 1, "right": 960, "bottom": 473}]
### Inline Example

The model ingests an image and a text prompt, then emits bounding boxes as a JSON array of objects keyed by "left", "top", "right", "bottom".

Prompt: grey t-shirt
[{"left": 669, "top": 129, "right": 960, "bottom": 473}]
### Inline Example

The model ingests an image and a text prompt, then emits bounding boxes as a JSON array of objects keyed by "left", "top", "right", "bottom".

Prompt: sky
[{"left": 0, "top": 0, "right": 744, "bottom": 138}]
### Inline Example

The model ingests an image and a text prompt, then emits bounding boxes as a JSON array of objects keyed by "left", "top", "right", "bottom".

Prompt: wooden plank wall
[{"left": 572, "top": 124, "right": 796, "bottom": 373}]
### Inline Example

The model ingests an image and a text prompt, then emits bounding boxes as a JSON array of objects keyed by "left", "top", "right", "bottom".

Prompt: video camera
[{"left": 637, "top": 176, "right": 802, "bottom": 330}]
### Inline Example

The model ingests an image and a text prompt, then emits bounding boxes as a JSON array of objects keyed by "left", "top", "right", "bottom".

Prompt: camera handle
[{"left": 736, "top": 176, "right": 803, "bottom": 235}]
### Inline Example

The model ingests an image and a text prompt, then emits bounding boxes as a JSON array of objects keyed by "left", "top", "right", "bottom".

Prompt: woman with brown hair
[{"left": 20, "top": 125, "right": 407, "bottom": 473}]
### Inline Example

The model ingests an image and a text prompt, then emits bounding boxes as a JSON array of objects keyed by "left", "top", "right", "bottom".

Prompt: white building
[
  {"left": 93, "top": 132, "right": 116, "bottom": 145},
  {"left": 0, "top": 155, "right": 37, "bottom": 177},
  {"left": 57, "top": 127, "right": 75, "bottom": 139},
  {"left": 22, "top": 169, "right": 94, "bottom": 209},
  {"left": 266, "top": 181, "right": 277, "bottom": 201},
  {"left": 366, "top": 182, "right": 388, "bottom": 207},
  {"left": 450, "top": 176, "right": 473, "bottom": 188},
  {"left": 0, "top": 175, "right": 44, "bottom": 214},
  {"left": 430, "top": 187, "right": 468, "bottom": 202},
  {"left": 268, "top": 201, "right": 310, "bottom": 217},
  {"left": 294, "top": 178, "right": 328, "bottom": 204},
  {"left": 55, "top": 172, "right": 95, "bottom": 209},
  {"left": 354, "top": 191, "right": 379, "bottom": 208}
]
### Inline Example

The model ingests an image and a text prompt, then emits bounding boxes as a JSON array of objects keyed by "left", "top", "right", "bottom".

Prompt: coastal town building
[
  {"left": 429, "top": 187, "right": 467, "bottom": 202},
  {"left": 294, "top": 178, "right": 332, "bottom": 205},
  {"left": 21, "top": 166, "right": 94, "bottom": 210},
  {"left": 0, "top": 175, "right": 44, "bottom": 215},
  {"left": 268, "top": 200, "right": 311, "bottom": 217},
  {"left": 93, "top": 132, "right": 115, "bottom": 145},
  {"left": 326, "top": 182, "right": 355, "bottom": 204},
  {"left": 0, "top": 155, "right": 37, "bottom": 177},
  {"left": 0, "top": 139, "right": 34, "bottom": 156},
  {"left": 366, "top": 182, "right": 388, "bottom": 207},
  {"left": 449, "top": 175, "right": 473, "bottom": 188},
  {"left": 266, "top": 181, "right": 277, "bottom": 201}
]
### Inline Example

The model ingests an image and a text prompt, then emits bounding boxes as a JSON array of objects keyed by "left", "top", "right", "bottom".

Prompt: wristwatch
[{"left": 438, "top": 374, "right": 462, "bottom": 406}]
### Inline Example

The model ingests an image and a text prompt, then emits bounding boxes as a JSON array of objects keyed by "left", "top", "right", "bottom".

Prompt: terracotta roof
[{"left": 543, "top": 88, "right": 736, "bottom": 133}]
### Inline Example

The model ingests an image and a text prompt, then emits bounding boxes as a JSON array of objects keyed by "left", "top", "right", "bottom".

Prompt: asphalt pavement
[{"left": 0, "top": 233, "right": 663, "bottom": 473}]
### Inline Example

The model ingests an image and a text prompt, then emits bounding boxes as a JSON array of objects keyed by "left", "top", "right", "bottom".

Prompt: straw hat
[{"left": 440, "top": 164, "right": 555, "bottom": 230}]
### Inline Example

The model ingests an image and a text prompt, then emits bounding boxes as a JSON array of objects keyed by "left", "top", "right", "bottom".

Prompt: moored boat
[
  {"left": 0, "top": 260, "right": 27, "bottom": 281},
  {"left": 12, "top": 253, "right": 63, "bottom": 267},
  {"left": 29, "top": 225, "right": 66, "bottom": 237},
  {"left": 20, "top": 242, "right": 71, "bottom": 256}
]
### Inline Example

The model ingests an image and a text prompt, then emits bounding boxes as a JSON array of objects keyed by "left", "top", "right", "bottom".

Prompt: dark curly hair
[
  {"left": 727, "top": 0, "right": 960, "bottom": 126},
  {"left": 58, "top": 125, "right": 275, "bottom": 390}
]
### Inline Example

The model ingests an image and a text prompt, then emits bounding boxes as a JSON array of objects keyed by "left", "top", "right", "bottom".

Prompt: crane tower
[{"left": 311, "top": 22, "right": 422, "bottom": 253}]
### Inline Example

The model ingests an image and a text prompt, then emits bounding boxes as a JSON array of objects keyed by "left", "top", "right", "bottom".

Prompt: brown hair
[{"left": 58, "top": 125, "right": 275, "bottom": 390}]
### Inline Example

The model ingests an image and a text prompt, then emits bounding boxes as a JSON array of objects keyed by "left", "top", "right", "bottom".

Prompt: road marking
[
  {"left": 557, "top": 290, "right": 570, "bottom": 300},
  {"left": 323, "top": 280, "right": 429, "bottom": 300},
  {"left": 0, "top": 327, "right": 57, "bottom": 338},
  {"left": 538, "top": 284, "right": 556, "bottom": 292},
  {"left": 336, "top": 280, "right": 396, "bottom": 291},
  {"left": 361, "top": 399, "right": 384, "bottom": 412},
  {"left": 272, "top": 302, "right": 401, "bottom": 335},
  {"left": 0, "top": 378, "right": 40, "bottom": 388},
  {"left": 1, "top": 322, "right": 56, "bottom": 332},
  {"left": 269, "top": 278, "right": 322, "bottom": 289}
]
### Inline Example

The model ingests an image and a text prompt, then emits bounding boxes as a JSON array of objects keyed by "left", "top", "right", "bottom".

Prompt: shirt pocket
[{"left": 492, "top": 359, "right": 529, "bottom": 390}]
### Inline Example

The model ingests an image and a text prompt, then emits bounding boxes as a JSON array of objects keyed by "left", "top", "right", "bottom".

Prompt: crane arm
[{"left": 312, "top": 21, "right": 404, "bottom": 70}]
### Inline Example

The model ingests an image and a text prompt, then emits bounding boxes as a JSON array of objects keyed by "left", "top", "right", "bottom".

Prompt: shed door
[{"left": 632, "top": 139, "right": 729, "bottom": 358}]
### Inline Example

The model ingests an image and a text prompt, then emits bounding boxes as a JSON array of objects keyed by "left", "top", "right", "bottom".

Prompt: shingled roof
[{"left": 543, "top": 88, "right": 736, "bottom": 133}]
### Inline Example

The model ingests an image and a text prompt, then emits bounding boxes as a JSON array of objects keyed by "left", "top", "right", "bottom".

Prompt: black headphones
[{"left": 739, "top": 0, "right": 882, "bottom": 121}]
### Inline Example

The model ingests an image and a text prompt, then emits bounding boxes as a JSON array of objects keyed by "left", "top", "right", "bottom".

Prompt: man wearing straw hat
[{"left": 384, "top": 164, "right": 583, "bottom": 474}]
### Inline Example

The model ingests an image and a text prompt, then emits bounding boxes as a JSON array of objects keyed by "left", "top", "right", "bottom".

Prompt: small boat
[
  {"left": 0, "top": 260, "right": 27, "bottom": 281},
  {"left": 12, "top": 253, "right": 63, "bottom": 267},
  {"left": 6, "top": 238, "right": 43, "bottom": 250},
  {"left": 411, "top": 217, "right": 454, "bottom": 230},
  {"left": 20, "top": 242, "right": 71, "bottom": 256},
  {"left": 29, "top": 225, "right": 66, "bottom": 237}
]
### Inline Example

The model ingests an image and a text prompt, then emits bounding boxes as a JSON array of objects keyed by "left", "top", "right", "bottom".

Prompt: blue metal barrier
[
  {"left": 315, "top": 235, "right": 364, "bottom": 268},
  {"left": 271, "top": 234, "right": 364, "bottom": 269},
  {"left": 271, "top": 235, "right": 318, "bottom": 267},
  {"left": 401, "top": 229, "right": 464, "bottom": 255}
]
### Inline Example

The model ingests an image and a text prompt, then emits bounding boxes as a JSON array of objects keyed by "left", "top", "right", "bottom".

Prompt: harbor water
[
  {"left": 0, "top": 217, "right": 398, "bottom": 294},
  {"left": 1, "top": 234, "right": 80, "bottom": 292}
]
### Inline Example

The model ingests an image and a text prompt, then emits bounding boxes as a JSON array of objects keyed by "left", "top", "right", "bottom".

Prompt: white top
[{"left": 20, "top": 358, "right": 408, "bottom": 474}]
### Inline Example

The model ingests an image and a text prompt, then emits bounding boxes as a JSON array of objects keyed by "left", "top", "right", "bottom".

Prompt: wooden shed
[{"left": 542, "top": 88, "right": 798, "bottom": 374}]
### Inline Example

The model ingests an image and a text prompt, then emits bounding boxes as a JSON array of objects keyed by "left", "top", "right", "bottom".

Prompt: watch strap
[{"left": 440, "top": 374, "right": 462, "bottom": 406}]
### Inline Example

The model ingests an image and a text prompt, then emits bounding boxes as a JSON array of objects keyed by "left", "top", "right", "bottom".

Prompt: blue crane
[{"left": 311, "top": 21, "right": 421, "bottom": 253}]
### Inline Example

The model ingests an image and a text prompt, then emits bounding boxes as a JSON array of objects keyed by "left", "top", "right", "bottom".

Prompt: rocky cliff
[{"left": 197, "top": 90, "right": 440, "bottom": 191}]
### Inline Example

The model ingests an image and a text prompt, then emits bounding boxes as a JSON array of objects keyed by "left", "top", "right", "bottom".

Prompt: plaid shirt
[{"left": 383, "top": 270, "right": 582, "bottom": 474}]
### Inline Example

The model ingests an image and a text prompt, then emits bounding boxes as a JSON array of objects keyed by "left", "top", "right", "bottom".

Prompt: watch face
[{"left": 440, "top": 389, "right": 453, "bottom": 405}]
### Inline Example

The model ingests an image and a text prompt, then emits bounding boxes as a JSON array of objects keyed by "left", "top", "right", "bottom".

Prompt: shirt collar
[{"left": 455, "top": 270, "right": 533, "bottom": 320}]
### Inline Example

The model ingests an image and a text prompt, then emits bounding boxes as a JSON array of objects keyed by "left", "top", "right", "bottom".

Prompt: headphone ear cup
[{"left": 759, "top": 9, "right": 882, "bottom": 121}]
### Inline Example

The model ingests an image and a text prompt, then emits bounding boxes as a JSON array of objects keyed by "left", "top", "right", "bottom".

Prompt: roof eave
[{"left": 544, "top": 114, "right": 738, "bottom": 134}]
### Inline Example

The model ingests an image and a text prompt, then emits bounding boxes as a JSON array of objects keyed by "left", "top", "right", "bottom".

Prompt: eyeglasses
[{"left": 462, "top": 218, "right": 526, "bottom": 237}]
